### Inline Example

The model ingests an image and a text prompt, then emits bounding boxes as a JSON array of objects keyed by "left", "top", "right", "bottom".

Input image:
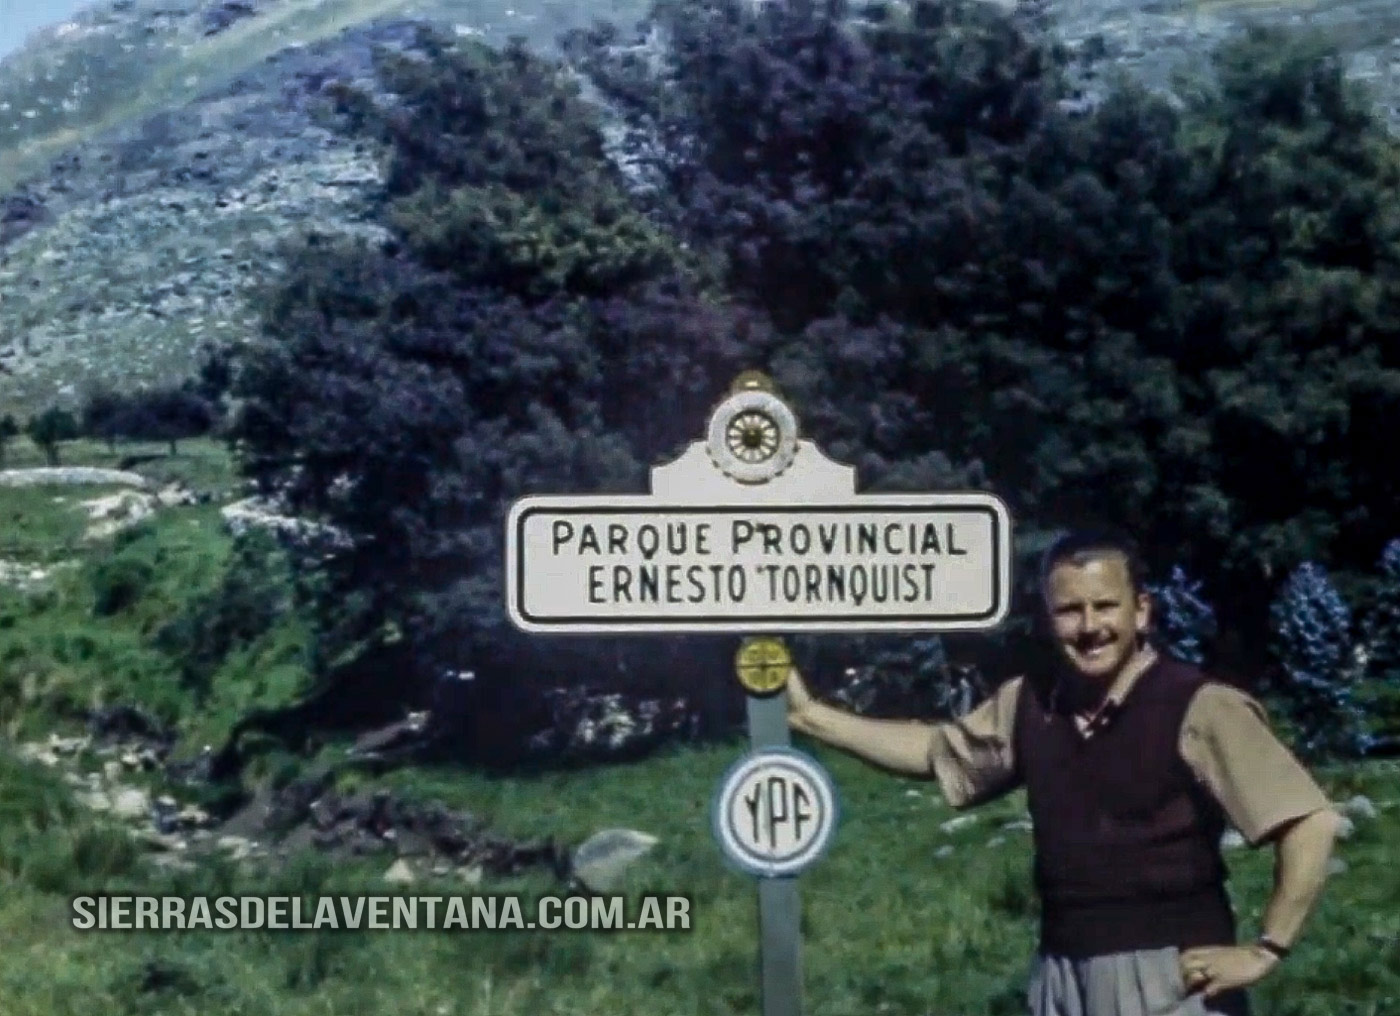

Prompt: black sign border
[{"left": 514, "top": 504, "right": 1003, "bottom": 626}]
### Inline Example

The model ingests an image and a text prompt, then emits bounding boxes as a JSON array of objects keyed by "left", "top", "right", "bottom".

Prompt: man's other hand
[{"left": 1180, "top": 944, "right": 1279, "bottom": 999}]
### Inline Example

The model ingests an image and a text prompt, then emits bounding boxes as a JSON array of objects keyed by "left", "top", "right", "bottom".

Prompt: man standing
[{"left": 786, "top": 529, "right": 1343, "bottom": 1016}]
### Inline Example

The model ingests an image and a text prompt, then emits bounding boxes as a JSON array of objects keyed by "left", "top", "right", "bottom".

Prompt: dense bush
[
  {"left": 1147, "top": 565, "right": 1217, "bottom": 666},
  {"left": 26, "top": 407, "right": 79, "bottom": 466},
  {"left": 1365, "top": 539, "right": 1400, "bottom": 682},
  {"left": 0, "top": 414, "right": 19, "bottom": 467},
  {"left": 153, "top": 530, "right": 294, "bottom": 700},
  {"left": 79, "top": 384, "right": 217, "bottom": 455},
  {"left": 1267, "top": 561, "right": 1371, "bottom": 759}
]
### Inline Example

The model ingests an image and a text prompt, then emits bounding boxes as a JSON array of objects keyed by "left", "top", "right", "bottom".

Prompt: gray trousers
[{"left": 1028, "top": 947, "right": 1249, "bottom": 1016}]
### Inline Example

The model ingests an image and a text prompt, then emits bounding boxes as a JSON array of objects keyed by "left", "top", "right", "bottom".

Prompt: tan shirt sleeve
[
  {"left": 1179, "top": 683, "right": 1333, "bottom": 846},
  {"left": 927, "top": 676, "right": 1024, "bottom": 809}
]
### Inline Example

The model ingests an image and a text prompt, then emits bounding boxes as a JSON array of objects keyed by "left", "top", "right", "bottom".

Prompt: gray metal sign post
[{"left": 506, "top": 371, "right": 1012, "bottom": 1016}]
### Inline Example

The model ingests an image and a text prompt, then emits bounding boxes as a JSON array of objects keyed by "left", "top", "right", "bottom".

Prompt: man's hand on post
[{"left": 785, "top": 667, "right": 816, "bottom": 733}]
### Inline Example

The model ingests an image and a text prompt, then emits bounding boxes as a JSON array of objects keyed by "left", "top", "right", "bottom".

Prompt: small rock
[
  {"left": 176, "top": 804, "right": 211, "bottom": 828},
  {"left": 149, "top": 854, "right": 197, "bottom": 873},
  {"left": 79, "top": 790, "right": 112, "bottom": 812},
  {"left": 934, "top": 845, "right": 954, "bottom": 858},
  {"left": 987, "top": 836, "right": 1006, "bottom": 847},
  {"left": 111, "top": 787, "right": 150, "bottom": 820},
  {"left": 383, "top": 858, "right": 416, "bottom": 884},
  {"left": 50, "top": 733, "right": 88, "bottom": 756},
  {"left": 904, "top": 789, "right": 922, "bottom": 797},
  {"left": 217, "top": 834, "right": 254, "bottom": 861},
  {"left": 1220, "top": 829, "right": 1246, "bottom": 850},
  {"left": 457, "top": 864, "right": 483, "bottom": 885},
  {"left": 1001, "top": 818, "right": 1033, "bottom": 832},
  {"left": 103, "top": 760, "right": 123, "bottom": 782},
  {"left": 572, "top": 829, "right": 659, "bottom": 893},
  {"left": 133, "top": 828, "right": 186, "bottom": 851},
  {"left": 1327, "top": 857, "right": 1348, "bottom": 876},
  {"left": 120, "top": 751, "right": 142, "bottom": 770},
  {"left": 939, "top": 815, "right": 977, "bottom": 834},
  {"left": 1334, "top": 815, "right": 1356, "bottom": 840}
]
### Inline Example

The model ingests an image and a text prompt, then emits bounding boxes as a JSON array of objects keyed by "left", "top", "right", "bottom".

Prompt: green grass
[
  {"left": 0, "top": 437, "right": 298, "bottom": 742},
  {"left": 0, "top": 739, "right": 1395, "bottom": 1015},
  {"left": 2, "top": 436, "right": 242, "bottom": 496}
]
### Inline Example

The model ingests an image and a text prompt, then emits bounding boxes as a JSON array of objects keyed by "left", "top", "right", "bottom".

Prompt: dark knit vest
[{"left": 1013, "top": 656, "right": 1238, "bottom": 959}]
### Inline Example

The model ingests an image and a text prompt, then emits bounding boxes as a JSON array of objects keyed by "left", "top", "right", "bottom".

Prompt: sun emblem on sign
[
  {"left": 727, "top": 409, "right": 782, "bottom": 464},
  {"left": 706, "top": 374, "right": 799, "bottom": 483}
]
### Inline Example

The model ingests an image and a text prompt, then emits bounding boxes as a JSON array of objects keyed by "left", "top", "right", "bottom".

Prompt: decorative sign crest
[{"left": 706, "top": 375, "right": 800, "bottom": 484}]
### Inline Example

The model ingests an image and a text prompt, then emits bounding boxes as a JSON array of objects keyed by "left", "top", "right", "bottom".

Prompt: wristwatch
[{"left": 1257, "top": 935, "right": 1291, "bottom": 960}]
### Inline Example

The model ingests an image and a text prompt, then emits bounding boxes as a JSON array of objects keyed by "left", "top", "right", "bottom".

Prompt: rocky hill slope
[{"left": 0, "top": 0, "right": 1397, "bottom": 416}]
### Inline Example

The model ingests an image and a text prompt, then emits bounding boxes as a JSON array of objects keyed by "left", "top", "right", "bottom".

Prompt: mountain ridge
[{"left": 1, "top": 0, "right": 1397, "bottom": 416}]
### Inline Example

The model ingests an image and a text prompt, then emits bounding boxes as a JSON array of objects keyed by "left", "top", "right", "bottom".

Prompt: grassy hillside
[
  {"left": 0, "top": 0, "right": 645, "bottom": 195},
  {"left": 3, "top": 0, "right": 1399, "bottom": 195},
  {"left": 0, "top": 438, "right": 1396, "bottom": 1014}
]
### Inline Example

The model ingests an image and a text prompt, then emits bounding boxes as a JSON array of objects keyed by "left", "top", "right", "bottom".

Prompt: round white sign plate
[{"left": 711, "top": 747, "right": 839, "bottom": 878}]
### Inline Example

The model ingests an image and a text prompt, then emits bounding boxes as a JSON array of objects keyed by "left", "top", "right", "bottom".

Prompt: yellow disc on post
[{"left": 735, "top": 637, "right": 792, "bottom": 696}]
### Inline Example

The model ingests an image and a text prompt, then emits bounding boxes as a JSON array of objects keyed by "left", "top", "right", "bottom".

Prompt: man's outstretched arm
[
  {"left": 785, "top": 668, "right": 1022, "bottom": 805},
  {"left": 788, "top": 680, "right": 939, "bottom": 776}
]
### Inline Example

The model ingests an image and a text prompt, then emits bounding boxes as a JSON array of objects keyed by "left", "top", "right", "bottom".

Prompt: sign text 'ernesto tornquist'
[{"left": 506, "top": 497, "right": 1010, "bottom": 632}]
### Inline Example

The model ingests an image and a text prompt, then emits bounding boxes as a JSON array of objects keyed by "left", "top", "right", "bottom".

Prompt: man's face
[{"left": 1044, "top": 552, "right": 1150, "bottom": 684}]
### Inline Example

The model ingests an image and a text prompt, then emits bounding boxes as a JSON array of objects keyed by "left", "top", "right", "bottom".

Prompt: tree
[
  {"left": 0, "top": 414, "right": 17, "bottom": 468},
  {"left": 121, "top": 386, "right": 217, "bottom": 455},
  {"left": 80, "top": 387, "right": 130, "bottom": 452},
  {"left": 231, "top": 27, "right": 758, "bottom": 758},
  {"left": 193, "top": 344, "right": 235, "bottom": 417},
  {"left": 1267, "top": 561, "right": 1370, "bottom": 759},
  {"left": 1162, "top": 27, "right": 1400, "bottom": 644},
  {"left": 1147, "top": 565, "right": 1217, "bottom": 666},
  {"left": 1365, "top": 539, "right": 1400, "bottom": 682},
  {"left": 573, "top": 8, "right": 1400, "bottom": 668},
  {"left": 26, "top": 407, "right": 79, "bottom": 466},
  {"left": 1359, "top": 539, "right": 1400, "bottom": 753}
]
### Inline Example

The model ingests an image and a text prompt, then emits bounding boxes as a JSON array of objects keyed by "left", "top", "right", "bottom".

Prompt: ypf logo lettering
[{"left": 713, "top": 748, "right": 838, "bottom": 877}]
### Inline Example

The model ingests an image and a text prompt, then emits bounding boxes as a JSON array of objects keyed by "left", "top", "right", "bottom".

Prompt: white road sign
[
  {"left": 506, "top": 494, "right": 1010, "bottom": 632},
  {"left": 712, "top": 748, "right": 838, "bottom": 878}
]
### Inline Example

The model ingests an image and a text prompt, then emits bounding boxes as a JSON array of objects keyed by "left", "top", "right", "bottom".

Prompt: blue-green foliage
[
  {"left": 1366, "top": 539, "right": 1400, "bottom": 681},
  {"left": 1358, "top": 539, "right": 1400, "bottom": 753},
  {"left": 1147, "top": 565, "right": 1216, "bottom": 665},
  {"left": 1268, "top": 561, "right": 1371, "bottom": 759}
]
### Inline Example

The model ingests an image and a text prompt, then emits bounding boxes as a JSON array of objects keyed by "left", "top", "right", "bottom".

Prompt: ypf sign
[
  {"left": 713, "top": 748, "right": 839, "bottom": 878},
  {"left": 505, "top": 371, "right": 1013, "bottom": 1016}
]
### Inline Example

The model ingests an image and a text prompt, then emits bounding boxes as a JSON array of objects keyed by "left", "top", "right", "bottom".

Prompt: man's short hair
[{"left": 1038, "top": 528, "right": 1148, "bottom": 598}]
